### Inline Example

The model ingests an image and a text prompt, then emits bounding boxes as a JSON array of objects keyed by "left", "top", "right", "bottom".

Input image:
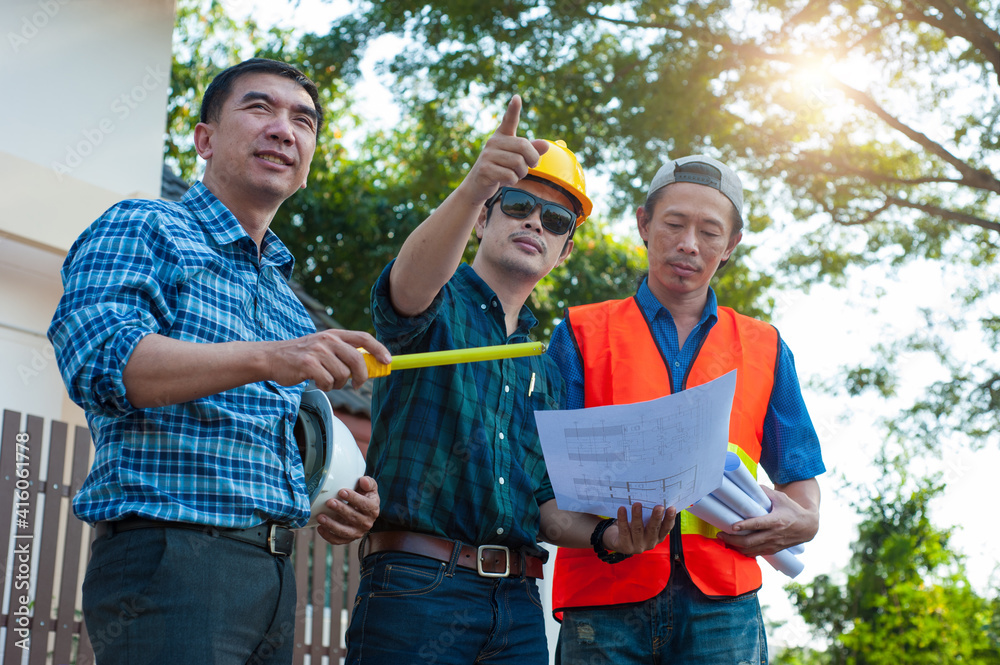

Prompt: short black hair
[
  {"left": 199, "top": 58, "right": 324, "bottom": 134},
  {"left": 642, "top": 184, "right": 743, "bottom": 237}
]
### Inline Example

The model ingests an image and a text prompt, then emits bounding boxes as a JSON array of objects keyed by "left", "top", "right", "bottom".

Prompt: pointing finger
[{"left": 495, "top": 95, "right": 522, "bottom": 137}]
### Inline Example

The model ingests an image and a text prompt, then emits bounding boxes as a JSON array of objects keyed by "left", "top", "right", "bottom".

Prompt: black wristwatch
[{"left": 591, "top": 517, "right": 631, "bottom": 564}]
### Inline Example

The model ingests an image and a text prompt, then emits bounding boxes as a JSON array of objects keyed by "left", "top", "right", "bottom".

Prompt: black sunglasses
[{"left": 486, "top": 187, "right": 578, "bottom": 236}]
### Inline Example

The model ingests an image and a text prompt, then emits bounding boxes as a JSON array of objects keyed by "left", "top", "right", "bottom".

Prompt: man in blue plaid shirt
[
  {"left": 48, "top": 59, "right": 389, "bottom": 665},
  {"left": 344, "top": 96, "right": 676, "bottom": 664}
]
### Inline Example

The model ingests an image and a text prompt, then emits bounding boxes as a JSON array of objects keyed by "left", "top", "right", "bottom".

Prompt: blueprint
[{"left": 534, "top": 370, "right": 737, "bottom": 522}]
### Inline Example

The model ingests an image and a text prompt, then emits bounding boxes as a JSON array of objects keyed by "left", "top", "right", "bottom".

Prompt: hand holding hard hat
[{"left": 294, "top": 388, "right": 369, "bottom": 529}]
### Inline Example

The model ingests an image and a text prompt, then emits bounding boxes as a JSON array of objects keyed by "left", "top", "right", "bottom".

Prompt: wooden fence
[{"left": 0, "top": 410, "right": 360, "bottom": 664}]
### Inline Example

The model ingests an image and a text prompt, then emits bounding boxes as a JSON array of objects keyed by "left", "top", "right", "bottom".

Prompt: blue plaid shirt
[
  {"left": 548, "top": 279, "right": 825, "bottom": 484},
  {"left": 48, "top": 182, "right": 316, "bottom": 528},
  {"left": 368, "top": 261, "right": 560, "bottom": 549}
]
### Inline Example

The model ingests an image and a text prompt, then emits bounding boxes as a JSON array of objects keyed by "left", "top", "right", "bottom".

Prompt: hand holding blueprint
[
  {"left": 686, "top": 452, "right": 805, "bottom": 578},
  {"left": 534, "top": 371, "right": 737, "bottom": 523}
]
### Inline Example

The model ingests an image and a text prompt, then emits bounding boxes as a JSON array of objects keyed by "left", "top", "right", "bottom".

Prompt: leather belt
[
  {"left": 95, "top": 518, "right": 295, "bottom": 556},
  {"left": 364, "top": 531, "right": 544, "bottom": 579}
]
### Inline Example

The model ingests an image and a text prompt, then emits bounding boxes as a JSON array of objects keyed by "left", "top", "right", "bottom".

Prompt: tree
[
  {"left": 772, "top": 646, "right": 832, "bottom": 665},
  {"left": 330, "top": 0, "right": 998, "bottom": 251},
  {"left": 167, "top": 0, "right": 292, "bottom": 182},
  {"left": 166, "top": 0, "right": 775, "bottom": 333},
  {"left": 323, "top": 0, "right": 999, "bottom": 447},
  {"left": 782, "top": 458, "right": 1000, "bottom": 664}
]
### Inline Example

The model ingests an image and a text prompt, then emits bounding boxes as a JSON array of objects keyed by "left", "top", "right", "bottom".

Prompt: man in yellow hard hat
[{"left": 345, "top": 96, "right": 676, "bottom": 664}]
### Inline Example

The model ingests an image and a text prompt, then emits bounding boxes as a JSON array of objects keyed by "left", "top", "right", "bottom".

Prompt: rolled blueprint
[
  {"left": 687, "top": 493, "right": 745, "bottom": 534},
  {"left": 723, "top": 454, "right": 805, "bottom": 555},
  {"left": 723, "top": 452, "right": 771, "bottom": 510},
  {"left": 714, "top": 476, "right": 766, "bottom": 522},
  {"left": 687, "top": 489, "right": 805, "bottom": 578}
]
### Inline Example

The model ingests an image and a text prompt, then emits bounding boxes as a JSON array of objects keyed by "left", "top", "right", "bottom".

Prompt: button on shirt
[
  {"left": 548, "top": 279, "right": 825, "bottom": 484},
  {"left": 368, "top": 261, "right": 560, "bottom": 548},
  {"left": 48, "top": 182, "right": 316, "bottom": 528}
]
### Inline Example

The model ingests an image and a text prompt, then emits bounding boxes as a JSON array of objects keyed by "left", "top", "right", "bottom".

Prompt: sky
[
  {"left": 216, "top": 0, "right": 1000, "bottom": 651},
  {"left": 756, "top": 248, "right": 1000, "bottom": 646}
]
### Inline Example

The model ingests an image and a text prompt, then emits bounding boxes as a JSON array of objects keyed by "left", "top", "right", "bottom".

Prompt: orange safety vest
[{"left": 552, "top": 296, "right": 779, "bottom": 613}]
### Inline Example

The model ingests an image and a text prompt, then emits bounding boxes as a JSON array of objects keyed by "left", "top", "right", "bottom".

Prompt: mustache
[{"left": 509, "top": 231, "right": 547, "bottom": 253}]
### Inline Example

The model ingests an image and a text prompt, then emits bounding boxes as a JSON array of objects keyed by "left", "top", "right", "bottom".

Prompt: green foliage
[
  {"left": 166, "top": 0, "right": 777, "bottom": 334},
  {"left": 344, "top": 0, "right": 754, "bottom": 217},
  {"left": 821, "top": 284, "right": 1000, "bottom": 452},
  {"left": 844, "top": 365, "right": 897, "bottom": 399},
  {"left": 787, "top": 461, "right": 1000, "bottom": 664},
  {"left": 772, "top": 646, "right": 833, "bottom": 665},
  {"left": 330, "top": 0, "right": 999, "bottom": 268}
]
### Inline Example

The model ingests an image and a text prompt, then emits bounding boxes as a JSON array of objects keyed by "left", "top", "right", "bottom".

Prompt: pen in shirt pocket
[{"left": 528, "top": 372, "right": 536, "bottom": 397}]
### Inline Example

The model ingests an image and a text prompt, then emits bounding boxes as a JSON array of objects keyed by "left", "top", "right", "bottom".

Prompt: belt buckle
[
  {"left": 268, "top": 524, "right": 292, "bottom": 556},
  {"left": 476, "top": 544, "right": 511, "bottom": 578}
]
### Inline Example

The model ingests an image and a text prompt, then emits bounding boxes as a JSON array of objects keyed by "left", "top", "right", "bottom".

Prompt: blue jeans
[
  {"left": 557, "top": 567, "right": 767, "bottom": 665},
  {"left": 346, "top": 549, "right": 548, "bottom": 665},
  {"left": 82, "top": 525, "right": 296, "bottom": 665}
]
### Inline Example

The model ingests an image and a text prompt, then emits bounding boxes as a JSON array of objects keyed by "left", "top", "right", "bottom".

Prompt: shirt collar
[
  {"left": 457, "top": 263, "right": 539, "bottom": 334},
  {"left": 182, "top": 182, "right": 295, "bottom": 278},
  {"left": 635, "top": 277, "right": 718, "bottom": 328},
  {"left": 259, "top": 230, "right": 296, "bottom": 278}
]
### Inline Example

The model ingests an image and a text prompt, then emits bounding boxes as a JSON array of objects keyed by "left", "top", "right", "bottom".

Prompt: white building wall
[
  {"left": 3, "top": 0, "right": 175, "bottom": 198},
  {"left": 0, "top": 239, "right": 67, "bottom": 420},
  {"left": 1, "top": 0, "right": 177, "bottom": 425}
]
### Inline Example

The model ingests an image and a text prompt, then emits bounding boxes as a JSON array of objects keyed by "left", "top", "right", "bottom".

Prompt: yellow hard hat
[{"left": 527, "top": 139, "right": 593, "bottom": 225}]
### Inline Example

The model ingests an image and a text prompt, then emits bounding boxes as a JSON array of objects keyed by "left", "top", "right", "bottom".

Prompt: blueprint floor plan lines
[
  {"left": 535, "top": 371, "right": 738, "bottom": 522},
  {"left": 564, "top": 410, "right": 705, "bottom": 467},
  {"left": 572, "top": 466, "right": 698, "bottom": 509}
]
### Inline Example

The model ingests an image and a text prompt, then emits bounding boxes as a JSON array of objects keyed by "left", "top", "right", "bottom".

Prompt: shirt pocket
[{"left": 174, "top": 265, "right": 257, "bottom": 343}]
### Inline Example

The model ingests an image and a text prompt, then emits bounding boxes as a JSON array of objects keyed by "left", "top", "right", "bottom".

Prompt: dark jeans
[
  {"left": 346, "top": 550, "right": 548, "bottom": 665},
  {"left": 557, "top": 567, "right": 767, "bottom": 665},
  {"left": 82, "top": 525, "right": 296, "bottom": 665}
]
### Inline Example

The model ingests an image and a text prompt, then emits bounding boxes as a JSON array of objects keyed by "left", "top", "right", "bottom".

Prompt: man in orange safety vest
[{"left": 547, "top": 155, "right": 825, "bottom": 664}]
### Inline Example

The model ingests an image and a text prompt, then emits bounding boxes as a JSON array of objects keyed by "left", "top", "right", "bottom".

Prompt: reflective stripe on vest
[{"left": 552, "top": 296, "right": 778, "bottom": 613}]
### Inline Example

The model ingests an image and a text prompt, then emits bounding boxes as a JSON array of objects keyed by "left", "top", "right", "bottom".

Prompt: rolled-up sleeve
[
  {"left": 370, "top": 259, "right": 446, "bottom": 351},
  {"left": 48, "top": 203, "right": 180, "bottom": 418}
]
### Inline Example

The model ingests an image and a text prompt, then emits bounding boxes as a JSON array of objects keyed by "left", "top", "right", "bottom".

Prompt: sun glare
[{"left": 789, "top": 54, "right": 876, "bottom": 126}]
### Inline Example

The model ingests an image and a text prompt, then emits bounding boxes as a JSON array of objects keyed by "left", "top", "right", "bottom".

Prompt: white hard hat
[{"left": 294, "top": 387, "right": 367, "bottom": 527}]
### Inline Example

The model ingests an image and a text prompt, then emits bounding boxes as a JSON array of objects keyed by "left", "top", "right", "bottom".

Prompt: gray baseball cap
[{"left": 646, "top": 155, "right": 744, "bottom": 219}]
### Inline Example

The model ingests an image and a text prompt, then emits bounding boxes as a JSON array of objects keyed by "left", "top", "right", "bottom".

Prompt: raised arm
[{"left": 388, "top": 95, "right": 550, "bottom": 317}]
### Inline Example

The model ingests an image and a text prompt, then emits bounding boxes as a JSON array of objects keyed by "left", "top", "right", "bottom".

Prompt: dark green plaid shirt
[{"left": 368, "top": 261, "right": 560, "bottom": 548}]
